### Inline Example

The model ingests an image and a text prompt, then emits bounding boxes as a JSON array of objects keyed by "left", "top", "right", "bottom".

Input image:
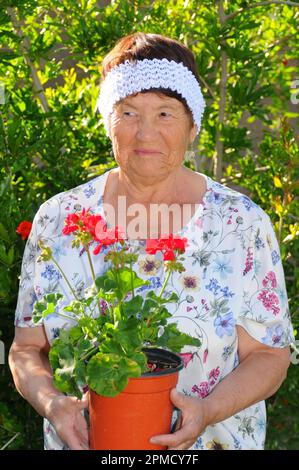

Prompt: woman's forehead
[{"left": 119, "top": 92, "right": 182, "bottom": 109}]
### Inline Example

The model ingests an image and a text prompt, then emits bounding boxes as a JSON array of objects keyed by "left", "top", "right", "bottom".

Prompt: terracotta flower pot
[{"left": 89, "top": 348, "right": 183, "bottom": 450}]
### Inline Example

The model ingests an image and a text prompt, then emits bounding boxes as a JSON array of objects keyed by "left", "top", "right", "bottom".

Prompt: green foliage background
[{"left": 0, "top": 0, "right": 298, "bottom": 450}]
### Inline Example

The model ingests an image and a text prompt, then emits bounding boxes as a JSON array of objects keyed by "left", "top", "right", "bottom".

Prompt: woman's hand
[
  {"left": 45, "top": 392, "right": 89, "bottom": 450},
  {"left": 150, "top": 388, "right": 207, "bottom": 450}
]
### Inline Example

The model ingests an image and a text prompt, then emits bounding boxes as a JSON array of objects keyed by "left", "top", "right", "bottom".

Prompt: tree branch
[
  {"left": 226, "top": 1, "right": 299, "bottom": 22},
  {"left": 197, "top": 73, "right": 217, "bottom": 100},
  {"left": 7, "top": 7, "right": 50, "bottom": 113},
  {"left": 214, "top": 0, "right": 227, "bottom": 181}
]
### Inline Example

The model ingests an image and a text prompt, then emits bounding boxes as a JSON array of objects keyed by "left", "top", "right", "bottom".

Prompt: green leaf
[
  {"left": 95, "top": 271, "right": 117, "bottom": 292},
  {"left": 87, "top": 353, "right": 142, "bottom": 397},
  {"left": 7, "top": 246, "right": 14, "bottom": 265},
  {"left": 121, "top": 295, "right": 144, "bottom": 317},
  {"left": 32, "top": 293, "right": 64, "bottom": 323},
  {"left": 117, "top": 268, "right": 149, "bottom": 299},
  {"left": 156, "top": 324, "right": 201, "bottom": 352},
  {"left": 0, "top": 222, "right": 10, "bottom": 243}
]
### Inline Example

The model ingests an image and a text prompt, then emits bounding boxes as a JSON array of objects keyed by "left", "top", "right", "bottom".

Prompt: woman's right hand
[{"left": 45, "top": 392, "right": 89, "bottom": 450}]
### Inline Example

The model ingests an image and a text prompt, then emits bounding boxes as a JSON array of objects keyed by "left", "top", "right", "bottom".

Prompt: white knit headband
[{"left": 96, "top": 58, "right": 206, "bottom": 137}]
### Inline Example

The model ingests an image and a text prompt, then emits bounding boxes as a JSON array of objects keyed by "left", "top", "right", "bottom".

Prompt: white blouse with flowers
[{"left": 15, "top": 168, "right": 295, "bottom": 450}]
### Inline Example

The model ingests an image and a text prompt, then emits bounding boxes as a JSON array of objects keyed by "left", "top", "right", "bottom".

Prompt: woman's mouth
[{"left": 134, "top": 149, "right": 161, "bottom": 155}]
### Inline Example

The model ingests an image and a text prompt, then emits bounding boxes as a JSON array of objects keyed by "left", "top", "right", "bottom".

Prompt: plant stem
[
  {"left": 80, "top": 345, "right": 98, "bottom": 362},
  {"left": 0, "top": 432, "right": 21, "bottom": 451},
  {"left": 57, "top": 312, "right": 77, "bottom": 322},
  {"left": 85, "top": 244, "right": 103, "bottom": 316},
  {"left": 129, "top": 260, "right": 135, "bottom": 298},
  {"left": 85, "top": 244, "right": 96, "bottom": 282},
  {"left": 158, "top": 268, "right": 172, "bottom": 299},
  {"left": 51, "top": 257, "right": 79, "bottom": 301}
]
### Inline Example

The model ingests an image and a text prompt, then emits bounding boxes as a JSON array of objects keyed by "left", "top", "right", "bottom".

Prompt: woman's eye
[
  {"left": 160, "top": 112, "right": 171, "bottom": 117},
  {"left": 123, "top": 112, "right": 135, "bottom": 117}
]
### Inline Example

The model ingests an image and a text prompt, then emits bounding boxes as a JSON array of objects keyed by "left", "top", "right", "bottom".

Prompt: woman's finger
[{"left": 168, "top": 440, "right": 194, "bottom": 450}]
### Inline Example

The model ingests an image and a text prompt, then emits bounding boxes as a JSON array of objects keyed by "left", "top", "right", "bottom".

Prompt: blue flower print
[
  {"left": 206, "top": 191, "right": 226, "bottom": 205},
  {"left": 255, "top": 415, "right": 266, "bottom": 435},
  {"left": 41, "top": 265, "right": 62, "bottom": 282},
  {"left": 241, "top": 196, "right": 257, "bottom": 211},
  {"left": 84, "top": 184, "right": 96, "bottom": 198},
  {"left": 220, "top": 286, "right": 235, "bottom": 298},
  {"left": 97, "top": 195, "right": 104, "bottom": 207},
  {"left": 212, "top": 256, "right": 233, "bottom": 280},
  {"left": 52, "top": 241, "right": 67, "bottom": 261},
  {"left": 276, "top": 286, "right": 287, "bottom": 309},
  {"left": 29, "top": 291, "right": 38, "bottom": 310},
  {"left": 214, "top": 312, "right": 236, "bottom": 338},
  {"left": 136, "top": 276, "right": 162, "bottom": 292},
  {"left": 205, "top": 278, "right": 221, "bottom": 295},
  {"left": 253, "top": 258, "right": 262, "bottom": 276},
  {"left": 51, "top": 327, "right": 60, "bottom": 339},
  {"left": 232, "top": 435, "right": 242, "bottom": 450},
  {"left": 271, "top": 250, "right": 280, "bottom": 265},
  {"left": 254, "top": 236, "right": 265, "bottom": 250},
  {"left": 194, "top": 436, "right": 205, "bottom": 450},
  {"left": 261, "top": 324, "right": 285, "bottom": 347},
  {"left": 222, "top": 343, "right": 235, "bottom": 361}
]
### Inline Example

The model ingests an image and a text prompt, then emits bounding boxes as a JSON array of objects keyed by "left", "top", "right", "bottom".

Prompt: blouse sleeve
[
  {"left": 236, "top": 210, "right": 295, "bottom": 348},
  {"left": 14, "top": 198, "right": 59, "bottom": 328}
]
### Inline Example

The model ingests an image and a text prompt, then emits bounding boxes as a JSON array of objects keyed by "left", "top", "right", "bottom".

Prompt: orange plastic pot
[{"left": 89, "top": 349, "right": 183, "bottom": 450}]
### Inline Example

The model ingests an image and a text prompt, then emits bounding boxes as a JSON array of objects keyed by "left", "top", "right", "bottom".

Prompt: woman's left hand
[{"left": 150, "top": 388, "right": 207, "bottom": 450}]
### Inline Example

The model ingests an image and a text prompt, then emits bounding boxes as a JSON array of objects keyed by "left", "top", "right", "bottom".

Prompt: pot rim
[{"left": 141, "top": 347, "right": 184, "bottom": 377}]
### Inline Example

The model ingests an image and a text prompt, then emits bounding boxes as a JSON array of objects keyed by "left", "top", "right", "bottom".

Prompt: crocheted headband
[{"left": 96, "top": 58, "right": 206, "bottom": 137}]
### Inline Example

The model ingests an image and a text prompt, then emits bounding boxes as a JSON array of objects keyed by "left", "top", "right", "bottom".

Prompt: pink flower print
[
  {"left": 34, "top": 285, "right": 42, "bottom": 296},
  {"left": 243, "top": 247, "right": 253, "bottom": 276},
  {"left": 203, "top": 348, "right": 208, "bottom": 364},
  {"left": 187, "top": 306, "right": 193, "bottom": 312},
  {"left": 262, "top": 271, "right": 277, "bottom": 289},
  {"left": 195, "top": 217, "right": 203, "bottom": 229},
  {"left": 45, "top": 424, "right": 52, "bottom": 435},
  {"left": 258, "top": 290, "right": 280, "bottom": 315},
  {"left": 179, "top": 352, "right": 194, "bottom": 368},
  {"left": 208, "top": 366, "right": 220, "bottom": 386},
  {"left": 192, "top": 366, "right": 221, "bottom": 398},
  {"left": 192, "top": 381, "right": 210, "bottom": 398},
  {"left": 201, "top": 298, "right": 209, "bottom": 312}
]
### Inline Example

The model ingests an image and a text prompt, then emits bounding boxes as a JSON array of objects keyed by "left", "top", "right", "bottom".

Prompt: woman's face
[{"left": 109, "top": 91, "right": 197, "bottom": 181}]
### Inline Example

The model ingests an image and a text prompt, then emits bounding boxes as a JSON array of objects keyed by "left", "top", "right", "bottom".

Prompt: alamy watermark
[
  {"left": 0, "top": 81, "right": 5, "bottom": 105},
  {"left": 291, "top": 80, "right": 299, "bottom": 105},
  {"left": 99, "top": 198, "right": 203, "bottom": 243}
]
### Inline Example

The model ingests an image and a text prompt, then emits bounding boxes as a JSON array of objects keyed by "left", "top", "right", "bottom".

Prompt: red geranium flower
[
  {"left": 16, "top": 221, "right": 32, "bottom": 240},
  {"left": 146, "top": 234, "right": 188, "bottom": 261},
  {"left": 93, "top": 225, "right": 124, "bottom": 255},
  {"left": 62, "top": 209, "right": 105, "bottom": 237},
  {"left": 62, "top": 213, "right": 80, "bottom": 235}
]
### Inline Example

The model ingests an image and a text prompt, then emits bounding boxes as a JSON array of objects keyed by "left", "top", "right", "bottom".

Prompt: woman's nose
[{"left": 135, "top": 116, "right": 158, "bottom": 139}]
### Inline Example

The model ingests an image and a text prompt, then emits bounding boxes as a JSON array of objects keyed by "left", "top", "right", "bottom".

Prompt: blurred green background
[{"left": 0, "top": 0, "right": 298, "bottom": 450}]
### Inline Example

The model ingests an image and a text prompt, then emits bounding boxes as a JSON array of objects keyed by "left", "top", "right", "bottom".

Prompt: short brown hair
[{"left": 101, "top": 32, "right": 200, "bottom": 125}]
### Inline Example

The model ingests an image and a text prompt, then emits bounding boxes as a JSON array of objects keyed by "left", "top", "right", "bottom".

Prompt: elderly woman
[{"left": 9, "top": 32, "right": 294, "bottom": 451}]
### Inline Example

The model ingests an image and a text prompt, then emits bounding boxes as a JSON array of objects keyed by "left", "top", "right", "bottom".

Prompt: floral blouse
[{"left": 15, "top": 168, "right": 295, "bottom": 450}]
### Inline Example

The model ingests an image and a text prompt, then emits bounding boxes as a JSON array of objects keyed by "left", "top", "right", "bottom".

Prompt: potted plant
[{"left": 32, "top": 209, "right": 201, "bottom": 450}]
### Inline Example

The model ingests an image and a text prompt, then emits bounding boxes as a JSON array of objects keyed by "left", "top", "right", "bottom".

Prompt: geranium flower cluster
[
  {"left": 62, "top": 209, "right": 188, "bottom": 260},
  {"left": 32, "top": 208, "right": 201, "bottom": 399}
]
